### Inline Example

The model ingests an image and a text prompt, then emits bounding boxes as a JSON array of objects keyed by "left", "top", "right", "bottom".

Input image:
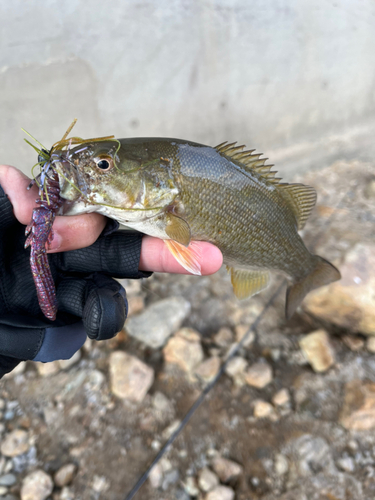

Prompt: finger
[
  {"left": 47, "top": 213, "right": 106, "bottom": 252},
  {"left": 54, "top": 231, "right": 145, "bottom": 277},
  {"left": 139, "top": 236, "right": 223, "bottom": 275},
  {"left": 0, "top": 165, "right": 39, "bottom": 223},
  {"left": 0, "top": 164, "right": 107, "bottom": 252}
]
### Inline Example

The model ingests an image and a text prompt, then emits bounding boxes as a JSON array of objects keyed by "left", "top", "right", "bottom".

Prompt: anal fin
[
  {"left": 228, "top": 268, "right": 270, "bottom": 300},
  {"left": 164, "top": 240, "right": 202, "bottom": 275}
]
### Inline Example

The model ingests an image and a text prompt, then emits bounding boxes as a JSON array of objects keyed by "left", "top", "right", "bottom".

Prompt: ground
[{"left": 1, "top": 158, "right": 375, "bottom": 500}]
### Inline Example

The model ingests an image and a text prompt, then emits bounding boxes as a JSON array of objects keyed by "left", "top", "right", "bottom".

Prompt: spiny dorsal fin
[
  {"left": 215, "top": 141, "right": 281, "bottom": 185},
  {"left": 278, "top": 183, "right": 317, "bottom": 230}
]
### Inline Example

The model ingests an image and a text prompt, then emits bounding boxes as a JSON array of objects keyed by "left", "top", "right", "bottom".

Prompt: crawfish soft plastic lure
[{"left": 23, "top": 119, "right": 116, "bottom": 320}]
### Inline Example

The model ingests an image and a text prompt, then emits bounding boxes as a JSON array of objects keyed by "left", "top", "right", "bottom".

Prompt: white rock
[
  {"left": 303, "top": 243, "right": 375, "bottom": 335},
  {"left": 1, "top": 429, "right": 29, "bottom": 457},
  {"left": 36, "top": 361, "right": 60, "bottom": 377},
  {"left": 245, "top": 362, "right": 273, "bottom": 388},
  {"left": 274, "top": 454, "right": 289, "bottom": 476},
  {"left": 184, "top": 476, "right": 200, "bottom": 496},
  {"left": 299, "top": 329, "right": 335, "bottom": 372},
  {"left": 205, "top": 485, "right": 235, "bottom": 500},
  {"left": 109, "top": 351, "right": 154, "bottom": 402},
  {"left": 272, "top": 388, "right": 290, "bottom": 407},
  {"left": 367, "top": 336, "right": 375, "bottom": 353},
  {"left": 59, "top": 350, "right": 81, "bottom": 370},
  {"left": 212, "top": 456, "right": 243, "bottom": 482},
  {"left": 54, "top": 463, "right": 77, "bottom": 487},
  {"left": 253, "top": 400, "right": 276, "bottom": 419},
  {"left": 213, "top": 327, "right": 233, "bottom": 347},
  {"left": 148, "top": 463, "right": 163, "bottom": 488},
  {"left": 20, "top": 470, "right": 53, "bottom": 500},
  {"left": 163, "top": 328, "right": 204, "bottom": 373},
  {"left": 195, "top": 357, "right": 221, "bottom": 382},
  {"left": 125, "top": 297, "right": 191, "bottom": 348},
  {"left": 198, "top": 467, "right": 219, "bottom": 492},
  {"left": 225, "top": 356, "right": 247, "bottom": 381}
]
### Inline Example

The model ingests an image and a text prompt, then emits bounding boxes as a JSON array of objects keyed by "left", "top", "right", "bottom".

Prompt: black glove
[{"left": 0, "top": 185, "right": 151, "bottom": 378}]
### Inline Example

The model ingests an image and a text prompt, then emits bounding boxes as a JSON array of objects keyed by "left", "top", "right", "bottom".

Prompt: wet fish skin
[{"left": 56, "top": 137, "right": 340, "bottom": 318}]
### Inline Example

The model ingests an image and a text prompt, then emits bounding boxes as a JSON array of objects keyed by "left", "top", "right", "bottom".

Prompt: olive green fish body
[{"left": 56, "top": 137, "right": 340, "bottom": 318}]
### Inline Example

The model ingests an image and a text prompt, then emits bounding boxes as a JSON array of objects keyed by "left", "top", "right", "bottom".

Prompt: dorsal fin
[
  {"left": 277, "top": 183, "right": 317, "bottom": 230},
  {"left": 215, "top": 141, "right": 281, "bottom": 185}
]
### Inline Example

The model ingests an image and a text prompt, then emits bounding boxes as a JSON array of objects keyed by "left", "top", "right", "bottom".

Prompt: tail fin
[{"left": 286, "top": 256, "right": 341, "bottom": 319}]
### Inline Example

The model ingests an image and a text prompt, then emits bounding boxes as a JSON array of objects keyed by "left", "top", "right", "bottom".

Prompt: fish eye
[{"left": 94, "top": 155, "right": 113, "bottom": 171}]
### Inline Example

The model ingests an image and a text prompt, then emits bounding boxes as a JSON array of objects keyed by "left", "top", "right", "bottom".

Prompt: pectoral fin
[
  {"left": 165, "top": 214, "right": 191, "bottom": 246},
  {"left": 164, "top": 240, "right": 202, "bottom": 275},
  {"left": 228, "top": 267, "right": 270, "bottom": 300}
]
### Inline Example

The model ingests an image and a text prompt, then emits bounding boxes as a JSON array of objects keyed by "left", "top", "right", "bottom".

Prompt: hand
[
  {"left": 0, "top": 165, "right": 222, "bottom": 377},
  {"left": 1, "top": 165, "right": 223, "bottom": 275}
]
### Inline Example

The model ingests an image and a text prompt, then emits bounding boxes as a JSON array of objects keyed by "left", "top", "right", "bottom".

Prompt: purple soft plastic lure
[
  {"left": 23, "top": 120, "right": 117, "bottom": 320},
  {"left": 25, "top": 169, "right": 63, "bottom": 320}
]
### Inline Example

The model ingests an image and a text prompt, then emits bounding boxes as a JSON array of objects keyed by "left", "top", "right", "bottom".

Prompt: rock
[
  {"left": 59, "top": 350, "right": 81, "bottom": 370},
  {"left": 198, "top": 467, "right": 219, "bottom": 492},
  {"left": 125, "top": 297, "right": 191, "bottom": 348},
  {"left": 0, "top": 429, "right": 29, "bottom": 457},
  {"left": 212, "top": 456, "right": 243, "bottom": 483},
  {"left": 0, "top": 474, "right": 16, "bottom": 486},
  {"left": 109, "top": 351, "right": 154, "bottom": 402},
  {"left": 36, "top": 361, "right": 60, "bottom": 377},
  {"left": 91, "top": 475, "right": 110, "bottom": 493},
  {"left": 342, "top": 334, "right": 364, "bottom": 351},
  {"left": 149, "top": 463, "right": 163, "bottom": 488},
  {"left": 299, "top": 329, "right": 335, "bottom": 372},
  {"left": 340, "top": 380, "right": 375, "bottom": 430},
  {"left": 54, "top": 464, "right": 77, "bottom": 487},
  {"left": 162, "top": 419, "right": 181, "bottom": 439},
  {"left": 162, "top": 469, "right": 179, "bottom": 490},
  {"left": 225, "top": 356, "right": 247, "bottom": 385},
  {"left": 151, "top": 392, "right": 174, "bottom": 414},
  {"left": 183, "top": 476, "right": 199, "bottom": 496},
  {"left": 205, "top": 485, "right": 235, "bottom": 500},
  {"left": 3, "top": 361, "right": 26, "bottom": 378},
  {"left": 163, "top": 328, "right": 204, "bottom": 373},
  {"left": 213, "top": 327, "right": 233, "bottom": 347},
  {"left": 367, "top": 336, "right": 375, "bottom": 353},
  {"left": 274, "top": 454, "right": 289, "bottom": 476},
  {"left": 195, "top": 357, "right": 221, "bottom": 382},
  {"left": 127, "top": 295, "right": 145, "bottom": 316},
  {"left": 285, "top": 434, "right": 335, "bottom": 479},
  {"left": 60, "top": 487, "right": 75, "bottom": 500},
  {"left": 253, "top": 400, "right": 276, "bottom": 419},
  {"left": 235, "top": 325, "right": 255, "bottom": 348},
  {"left": 303, "top": 243, "right": 375, "bottom": 335},
  {"left": 272, "top": 388, "right": 290, "bottom": 407},
  {"left": 0, "top": 487, "right": 8, "bottom": 496},
  {"left": 337, "top": 456, "right": 355, "bottom": 472},
  {"left": 20, "top": 470, "right": 53, "bottom": 500},
  {"left": 244, "top": 361, "right": 273, "bottom": 388}
]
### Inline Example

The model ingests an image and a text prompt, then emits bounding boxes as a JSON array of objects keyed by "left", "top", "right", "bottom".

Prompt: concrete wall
[{"left": 1, "top": 0, "right": 374, "bottom": 180}]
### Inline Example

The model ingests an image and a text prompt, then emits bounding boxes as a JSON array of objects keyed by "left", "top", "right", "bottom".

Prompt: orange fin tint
[{"left": 164, "top": 240, "right": 202, "bottom": 275}]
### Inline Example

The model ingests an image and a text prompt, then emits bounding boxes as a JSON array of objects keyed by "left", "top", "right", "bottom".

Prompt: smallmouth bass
[{"left": 33, "top": 132, "right": 341, "bottom": 319}]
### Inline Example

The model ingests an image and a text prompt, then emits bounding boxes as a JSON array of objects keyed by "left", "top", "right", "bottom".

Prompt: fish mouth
[{"left": 50, "top": 151, "right": 82, "bottom": 203}]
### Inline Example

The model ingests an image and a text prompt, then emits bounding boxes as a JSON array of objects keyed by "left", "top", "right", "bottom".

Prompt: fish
[{"left": 45, "top": 134, "right": 341, "bottom": 319}]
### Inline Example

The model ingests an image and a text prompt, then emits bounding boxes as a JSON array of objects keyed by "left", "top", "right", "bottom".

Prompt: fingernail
[{"left": 46, "top": 232, "right": 63, "bottom": 252}]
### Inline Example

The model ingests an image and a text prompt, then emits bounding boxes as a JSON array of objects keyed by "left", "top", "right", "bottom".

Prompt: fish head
[{"left": 52, "top": 139, "right": 179, "bottom": 221}]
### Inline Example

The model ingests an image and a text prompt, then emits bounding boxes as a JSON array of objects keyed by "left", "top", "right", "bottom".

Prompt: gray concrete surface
[{"left": 1, "top": 0, "right": 375, "bottom": 180}]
